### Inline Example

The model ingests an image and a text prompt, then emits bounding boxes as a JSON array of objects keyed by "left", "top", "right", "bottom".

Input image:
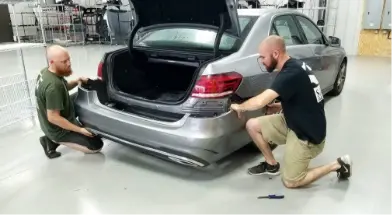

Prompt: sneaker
[
  {"left": 40, "top": 136, "right": 61, "bottom": 159},
  {"left": 248, "top": 161, "right": 280, "bottom": 176},
  {"left": 336, "top": 155, "right": 352, "bottom": 180}
]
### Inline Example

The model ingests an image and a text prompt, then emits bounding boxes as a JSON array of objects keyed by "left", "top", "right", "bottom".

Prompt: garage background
[{"left": 2, "top": 0, "right": 391, "bottom": 57}]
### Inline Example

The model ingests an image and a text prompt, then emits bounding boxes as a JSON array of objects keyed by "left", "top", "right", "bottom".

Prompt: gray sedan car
[{"left": 74, "top": 0, "right": 347, "bottom": 169}]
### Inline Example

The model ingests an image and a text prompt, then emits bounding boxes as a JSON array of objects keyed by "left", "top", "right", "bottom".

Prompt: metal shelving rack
[
  {"left": 29, "top": 3, "right": 86, "bottom": 46},
  {"left": 0, "top": 0, "right": 48, "bottom": 129}
]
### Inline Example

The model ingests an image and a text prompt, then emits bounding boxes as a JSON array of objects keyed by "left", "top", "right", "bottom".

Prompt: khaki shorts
[{"left": 258, "top": 114, "right": 325, "bottom": 182}]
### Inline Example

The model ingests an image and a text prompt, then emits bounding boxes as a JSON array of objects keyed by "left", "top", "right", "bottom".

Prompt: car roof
[
  {"left": 237, "top": 8, "right": 303, "bottom": 18},
  {"left": 237, "top": 8, "right": 274, "bottom": 16}
]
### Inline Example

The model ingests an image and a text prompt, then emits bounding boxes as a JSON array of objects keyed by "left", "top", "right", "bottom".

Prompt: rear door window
[{"left": 270, "top": 15, "right": 304, "bottom": 45}]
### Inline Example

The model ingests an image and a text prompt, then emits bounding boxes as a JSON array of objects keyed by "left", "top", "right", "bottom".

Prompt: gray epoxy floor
[{"left": 0, "top": 45, "right": 391, "bottom": 214}]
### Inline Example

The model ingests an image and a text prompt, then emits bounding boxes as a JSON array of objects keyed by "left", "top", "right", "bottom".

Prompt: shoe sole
[
  {"left": 248, "top": 171, "right": 280, "bottom": 176},
  {"left": 338, "top": 155, "right": 352, "bottom": 179},
  {"left": 345, "top": 155, "right": 352, "bottom": 178}
]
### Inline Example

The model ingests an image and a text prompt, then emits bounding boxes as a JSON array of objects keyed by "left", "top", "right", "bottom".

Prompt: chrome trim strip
[{"left": 88, "top": 128, "right": 206, "bottom": 167}]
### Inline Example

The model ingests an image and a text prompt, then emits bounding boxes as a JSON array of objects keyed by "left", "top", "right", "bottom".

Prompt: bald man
[
  {"left": 35, "top": 45, "right": 104, "bottom": 159},
  {"left": 230, "top": 35, "right": 352, "bottom": 188}
]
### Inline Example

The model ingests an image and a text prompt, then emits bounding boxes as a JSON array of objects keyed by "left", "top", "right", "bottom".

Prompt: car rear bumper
[{"left": 74, "top": 86, "right": 252, "bottom": 167}]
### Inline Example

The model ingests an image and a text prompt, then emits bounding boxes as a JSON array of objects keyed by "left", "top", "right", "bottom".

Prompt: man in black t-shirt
[{"left": 230, "top": 35, "right": 352, "bottom": 188}]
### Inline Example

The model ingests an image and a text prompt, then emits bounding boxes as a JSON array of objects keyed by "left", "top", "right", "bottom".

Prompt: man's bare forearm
[
  {"left": 67, "top": 79, "right": 80, "bottom": 91},
  {"left": 238, "top": 96, "right": 266, "bottom": 111},
  {"left": 238, "top": 89, "right": 279, "bottom": 112},
  {"left": 49, "top": 115, "right": 82, "bottom": 133}
]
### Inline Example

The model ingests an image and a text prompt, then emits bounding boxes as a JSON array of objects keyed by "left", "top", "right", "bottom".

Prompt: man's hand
[
  {"left": 230, "top": 89, "right": 280, "bottom": 119},
  {"left": 230, "top": 103, "right": 244, "bottom": 119},
  {"left": 78, "top": 76, "right": 89, "bottom": 85},
  {"left": 266, "top": 102, "right": 282, "bottom": 115},
  {"left": 79, "top": 128, "right": 94, "bottom": 137},
  {"left": 67, "top": 76, "right": 89, "bottom": 90}
]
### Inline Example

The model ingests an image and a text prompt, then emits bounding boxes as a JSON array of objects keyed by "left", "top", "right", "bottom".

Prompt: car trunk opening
[
  {"left": 80, "top": 78, "right": 187, "bottom": 122},
  {"left": 110, "top": 49, "right": 201, "bottom": 104}
]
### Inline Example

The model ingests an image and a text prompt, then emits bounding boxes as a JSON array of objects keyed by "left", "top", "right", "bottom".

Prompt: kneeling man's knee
[
  {"left": 282, "top": 178, "right": 299, "bottom": 189},
  {"left": 87, "top": 137, "right": 104, "bottom": 153},
  {"left": 246, "top": 118, "right": 260, "bottom": 132},
  {"left": 281, "top": 170, "right": 307, "bottom": 189}
]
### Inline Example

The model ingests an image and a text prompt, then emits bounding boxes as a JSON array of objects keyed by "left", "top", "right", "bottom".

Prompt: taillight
[
  {"left": 191, "top": 72, "right": 242, "bottom": 99},
  {"left": 97, "top": 62, "right": 103, "bottom": 80}
]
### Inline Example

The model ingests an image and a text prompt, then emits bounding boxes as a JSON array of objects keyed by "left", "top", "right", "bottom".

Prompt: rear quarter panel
[
  {"left": 202, "top": 12, "right": 273, "bottom": 99},
  {"left": 205, "top": 10, "right": 318, "bottom": 99}
]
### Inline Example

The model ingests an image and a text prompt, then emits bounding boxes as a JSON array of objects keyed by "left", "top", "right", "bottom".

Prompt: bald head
[
  {"left": 46, "top": 45, "right": 69, "bottom": 62},
  {"left": 46, "top": 45, "right": 72, "bottom": 77},
  {"left": 258, "top": 35, "right": 289, "bottom": 73},
  {"left": 259, "top": 35, "right": 286, "bottom": 54}
]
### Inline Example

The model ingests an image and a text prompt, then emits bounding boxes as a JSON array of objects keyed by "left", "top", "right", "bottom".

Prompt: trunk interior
[
  {"left": 80, "top": 79, "right": 186, "bottom": 122},
  {"left": 111, "top": 49, "right": 200, "bottom": 103}
]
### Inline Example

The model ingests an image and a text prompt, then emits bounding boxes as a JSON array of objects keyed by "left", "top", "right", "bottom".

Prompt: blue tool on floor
[{"left": 257, "top": 194, "right": 284, "bottom": 199}]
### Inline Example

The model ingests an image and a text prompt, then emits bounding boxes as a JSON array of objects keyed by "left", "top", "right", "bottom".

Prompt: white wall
[
  {"left": 8, "top": 3, "right": 37, "bottom": 38},
  {"left": 333, "top": 0, "right": 364, "bottom": 56}
]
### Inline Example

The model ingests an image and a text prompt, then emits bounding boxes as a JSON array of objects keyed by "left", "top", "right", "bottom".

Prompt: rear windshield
[{"left": 135, "top": 16, "right": 257, "bottom": 51}]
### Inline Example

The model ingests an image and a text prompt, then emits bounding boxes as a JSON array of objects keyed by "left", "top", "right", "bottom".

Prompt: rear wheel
[{"left": 328, "top": 61, "right": 347, "bottom": 96}]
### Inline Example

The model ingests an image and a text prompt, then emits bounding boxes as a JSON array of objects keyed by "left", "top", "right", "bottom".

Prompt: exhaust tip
[{"left": 167, "top": 156, "right": 205, "bottom": 168}]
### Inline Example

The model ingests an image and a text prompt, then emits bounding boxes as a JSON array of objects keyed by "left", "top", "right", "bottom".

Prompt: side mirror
[{"left": 328, "top": 36, "right": 341, "bottom": 47}]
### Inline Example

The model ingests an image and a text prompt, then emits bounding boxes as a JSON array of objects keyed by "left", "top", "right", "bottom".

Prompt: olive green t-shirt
[{"left": 35, "top": 68, "right": 78, "bottom": 141}]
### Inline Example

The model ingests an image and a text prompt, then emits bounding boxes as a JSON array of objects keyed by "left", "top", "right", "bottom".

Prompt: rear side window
[
  {"left": 270, "top": 15, "right": 304, "bottom": 45},
  {"left": 295, "top": 16, "right": 325, "bottom": 44},
  {"left": 136, "top": 16, "right": 256, "bottom": 51}
]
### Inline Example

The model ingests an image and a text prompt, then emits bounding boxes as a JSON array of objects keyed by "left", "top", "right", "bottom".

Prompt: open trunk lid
[
  {"left": 100, "top": 0, "right": 244, "bottom": 119},
  {"left": 129, "top": 0, "right": 241, "bottom": 37}
]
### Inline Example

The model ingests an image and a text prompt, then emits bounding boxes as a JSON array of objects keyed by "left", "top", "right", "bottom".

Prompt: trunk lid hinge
[
  {"left": 128, "top": 21, "right": 141, "bottom": 52},
  {"left": 213, "top": 13, "right": 228, "bottom": 58}
]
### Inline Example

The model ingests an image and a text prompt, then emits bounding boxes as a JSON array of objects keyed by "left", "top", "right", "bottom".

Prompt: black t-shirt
[{"left": 270, "top": 58, "right": 326, "bottom": 144}]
